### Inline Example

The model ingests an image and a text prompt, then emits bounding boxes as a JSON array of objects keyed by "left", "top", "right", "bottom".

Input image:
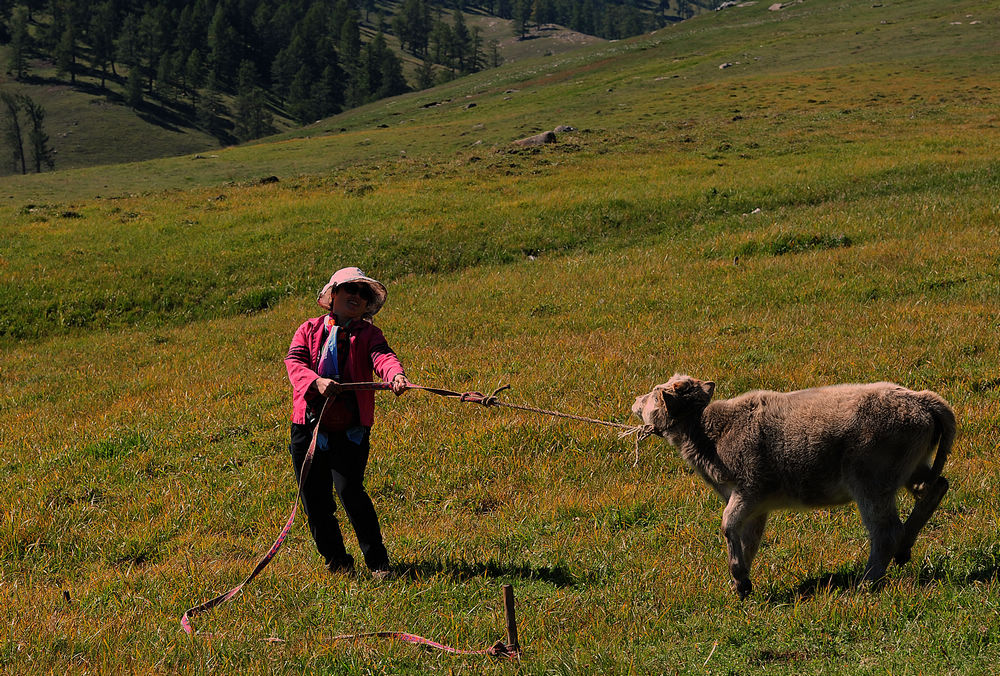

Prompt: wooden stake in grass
[{"left": 503, "top": 584, "right": 520, "bottom": 656}]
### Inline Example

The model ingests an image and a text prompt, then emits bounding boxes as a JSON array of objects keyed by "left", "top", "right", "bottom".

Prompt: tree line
[{"left": 0, "top": 0, "right": 704, "bottom": 144}]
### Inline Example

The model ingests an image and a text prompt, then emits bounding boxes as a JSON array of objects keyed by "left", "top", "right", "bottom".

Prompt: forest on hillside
[{"left": 0, "top": 0, "right": 715, "bottom": 147}]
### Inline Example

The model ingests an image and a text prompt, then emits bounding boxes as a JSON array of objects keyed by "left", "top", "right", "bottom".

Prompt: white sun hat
[{"left": 317, "top": 267, "right": 388, "bottom": 316}]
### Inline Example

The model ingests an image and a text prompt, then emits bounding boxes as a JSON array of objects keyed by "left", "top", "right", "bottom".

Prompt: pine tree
[
  {"left": 313, "top": 57, "right": 344, "bottom": 118},
  {"left": 339, "top": 12, "right": 361, "bottom": 63},
  {"left": 251, "top": 1, "right": 280, "bottom": 75},
  {"left": 512, "top": 0, "right": 532, "bottom": 38},
  {"left": 378, "top": 43, "right": 407, "bottom": 99},
  {"left": 234, "top": 60, "right": 274, "bottom": 141},
  {"left": 126, "top": 68, "right": 143, "bottom": 109},
  {"left": 21, "top": 96, "right": 55, "bottom": 172},
  {"left": 185, "top": 49, "right": 206, "bottom": 102},
  {"left": 116, "top": 13, "right": 142, "bottom": 74},
  {"left": 140, "top": 5, "right": 174, "bottom": 92},
  {"left": 358, "top": 36, "right": 379, "bottom": 102},
  {"left": 7, "top": 7, "right": 31, "bottom": 80},
  {"left": 1, "top": 92, "right": 26, "bottom": 175},
  {"left": 394, "top": 0, "right": 431, "bottom": 57},
  {"left": 196, "top": 84, "right": 223, "bottom": 135},
  {"left": 339, "top": 13, "right": 363, "bottom": 107},
  {"left": 331, "top": 0, "right": 350, "bottom": 41},
  {"left": 156, "top": 52, "right": 174, "bottom": 97},
  {"left": 208, "top": 3, "right": 239, "bottom": 86},
  {"left": 415, "top": 58, "right": 435, "bottom": 90},
  {"left": 288, "top": 65, "right": 315, "bottom": 123},
  {"left": 469, "top": 26, "right": 483, "bottom": 73},
  {"left": 391, "top": 11, "right": 408, "bottom": 53},
  {"left": 54, "top": 25, "right": 77, "bottom": 84},
  {"left": 451, "top": 7, "right": 470, "bottom": 72},
  {"left": 487, "top": 38, "right": 502, "bottom": 68},
  {"left": 429, "top": 20, "right": 452, "bottom": 67},
  {"left": 533, "top": 0, "right": 556, "bottom": 25},
  {"left": 273, "top": 34, "right": 309, "bottom": 100},
  {"left": 23, "top": 0, "right": 41, "bottom": 22},
  {"left": 90, "top": 2, "right": 117, "bottom": 87},
  {"left": 42, "top": 0, "right": 66, "bottom": 51}
]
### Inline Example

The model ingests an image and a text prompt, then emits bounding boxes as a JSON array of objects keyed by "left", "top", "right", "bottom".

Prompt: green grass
[{"left": 3, "top": 0, "right": 1000, "bottom": 672}]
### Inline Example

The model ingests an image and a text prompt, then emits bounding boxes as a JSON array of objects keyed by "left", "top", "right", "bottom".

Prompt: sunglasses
[{"left": 338, "top": 282, "right": 374, "bottom": 302}]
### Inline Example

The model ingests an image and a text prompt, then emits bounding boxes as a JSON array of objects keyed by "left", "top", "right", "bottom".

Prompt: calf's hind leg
[
  {"left": 854, "top": 492, "right": 903, "bottom": 584},
  {"left": 894, "top": 475, "right": 949, "bottom": 566}
]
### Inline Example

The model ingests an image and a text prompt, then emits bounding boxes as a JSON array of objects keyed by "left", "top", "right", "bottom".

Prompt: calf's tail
[{"left": 920, "top": 390, "right": 955, "bottom": 479}]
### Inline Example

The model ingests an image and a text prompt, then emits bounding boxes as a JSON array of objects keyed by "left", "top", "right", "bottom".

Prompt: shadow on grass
[
  {"left": 766, "top": 544, "right": 1000, "bottom": 603},
  {"left": 910, "top": 547, "right": 1000, "bottom": 587},
  {"left": 768, "top": 566, "right": 868, "bottom": 603},
  {"left": 396, "top": 556, "right": 584, "bottom": 588}
]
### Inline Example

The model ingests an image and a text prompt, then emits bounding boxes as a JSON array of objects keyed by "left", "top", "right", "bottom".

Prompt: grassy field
[{"left": 3, "top": 0, "right": 1000, "bottom": 672}]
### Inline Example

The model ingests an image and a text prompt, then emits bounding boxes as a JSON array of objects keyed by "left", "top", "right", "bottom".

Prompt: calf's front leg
[{"left": 722, "top": 494, "right": 761, "bottom": 599}]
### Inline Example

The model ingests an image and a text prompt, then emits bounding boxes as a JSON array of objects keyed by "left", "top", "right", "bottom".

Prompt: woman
[{"left": 285, "top": 267, "right": 408, "bottom": 579}]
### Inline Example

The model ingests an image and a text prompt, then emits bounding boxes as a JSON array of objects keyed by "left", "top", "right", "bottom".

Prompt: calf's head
[{"left": 632, "top": 374, "right": 715, "bottom": 436}]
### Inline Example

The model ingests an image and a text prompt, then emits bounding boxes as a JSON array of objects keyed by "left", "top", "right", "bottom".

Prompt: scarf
[{"left": 317, "top": 316, "right": 367, "bottom": 446}]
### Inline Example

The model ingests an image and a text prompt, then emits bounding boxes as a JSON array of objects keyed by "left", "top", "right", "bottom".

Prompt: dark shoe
[{"left": 327, "top": 555, "right": 355, "bottom": 575}]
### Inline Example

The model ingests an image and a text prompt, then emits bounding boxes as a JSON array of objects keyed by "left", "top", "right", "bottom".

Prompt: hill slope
[
  {"left": 2, "top": 0, "right": 999, "bottom": 673},
  {"left": 4, "top": 0, "right": 995, "bottom": 203},
  {"left": 0, "top": 71, "right": 227, "bottom": 174},
  {"left": 0, "top": 0, "right": 664, "bottom": 176}
]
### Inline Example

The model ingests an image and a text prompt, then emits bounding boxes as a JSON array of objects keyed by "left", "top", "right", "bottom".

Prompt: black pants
[{"left": 289, "top": 422, "right": 389, "bottom": 571}]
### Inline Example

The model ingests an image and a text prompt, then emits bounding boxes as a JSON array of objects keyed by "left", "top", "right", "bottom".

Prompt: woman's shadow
[{"left": 394, "top": 556, "right": 586, "bottom": 588}]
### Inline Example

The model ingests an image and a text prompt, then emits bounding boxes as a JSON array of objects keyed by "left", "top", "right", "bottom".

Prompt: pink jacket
[{"left": 285, "top": 316, "right": 405, "bottom": 426}]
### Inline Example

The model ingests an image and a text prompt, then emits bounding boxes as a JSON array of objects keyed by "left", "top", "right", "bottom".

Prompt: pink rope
[
  {"left": 330, "top": 632, "right": 515, "bottom": 657},
  {"left": 179, "top": 383, "right": 520, "bottom": 659},
  {"left": 181, "top": 415, "right": 317, "bottom": 635},
  {"left": 181, "top": 379, "right": 638, "bottom": 655}
]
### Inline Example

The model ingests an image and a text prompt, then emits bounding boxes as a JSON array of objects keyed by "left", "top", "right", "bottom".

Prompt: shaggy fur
[{"left": 632, "top": 374, "right": 955, "bottom": 598}]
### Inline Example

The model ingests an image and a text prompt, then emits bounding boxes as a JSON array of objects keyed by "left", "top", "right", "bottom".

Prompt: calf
[{"left": 632, "top": 375, "right": 954, "bottom": 598}]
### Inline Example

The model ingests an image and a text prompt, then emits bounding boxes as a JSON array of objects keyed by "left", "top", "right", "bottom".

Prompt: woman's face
[{"left": 331, "top": 282, "right": 371, "bottom": 320}]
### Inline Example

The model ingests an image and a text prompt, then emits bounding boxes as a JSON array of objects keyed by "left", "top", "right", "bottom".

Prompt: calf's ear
[
  {"left": 658, "top": 387, "right": 675, "bottom": 408},
  {"left": 701, "top": 381, "right": 715, "bottom": 399}
]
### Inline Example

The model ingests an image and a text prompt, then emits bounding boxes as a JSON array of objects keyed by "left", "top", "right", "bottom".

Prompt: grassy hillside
[
  {"left": 0, "top": 61, "right": 230, "bottom": 176},
  {"left": 3, "top": 0, "right": 1000, "bottom": 672},
  {"left": 374, "top": 1, "right": 609, "bottom": 75},
  {"left": 0, "top": 3, "right": 609, "bottom": 178}
]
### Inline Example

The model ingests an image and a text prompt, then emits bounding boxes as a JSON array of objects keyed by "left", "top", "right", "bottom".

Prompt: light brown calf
[{"left": 632, "top": 375, "right": 954, "bottom": 598}]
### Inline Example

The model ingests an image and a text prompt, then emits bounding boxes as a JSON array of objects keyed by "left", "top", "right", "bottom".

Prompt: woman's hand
[
  {"left": 391, "top": 373, "right": 409, "bottom": 396},
  {"left": 312, "top": 377, "right": 342, "bottom": 398}
]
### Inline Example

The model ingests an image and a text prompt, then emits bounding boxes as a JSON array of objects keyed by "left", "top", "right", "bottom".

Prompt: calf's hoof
[
  {"left": 732, "top": 578, "right": 753, "bottom": 600},
  {"left": 860, "top": 568, "right": 888, "bottom": 590},
  {"left": 893, "top": 547, "right": 912, "bottom": 566}
]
